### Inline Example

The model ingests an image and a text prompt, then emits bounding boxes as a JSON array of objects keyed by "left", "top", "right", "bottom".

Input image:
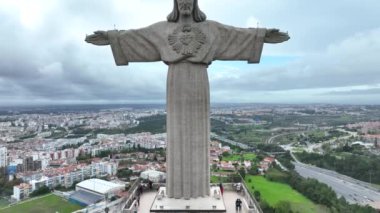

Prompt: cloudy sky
[{"left": 0, "top": 0, "right": 379, "bottom": 105}]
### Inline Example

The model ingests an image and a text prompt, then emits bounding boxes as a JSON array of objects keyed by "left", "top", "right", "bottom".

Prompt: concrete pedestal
[{"left": 150, "top": 187, "right": 226, "bottom": 212}]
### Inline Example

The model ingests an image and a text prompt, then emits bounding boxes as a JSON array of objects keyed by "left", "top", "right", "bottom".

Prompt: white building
[
  {"left": 0, "top": 147, "right": 7, "bottom": 168},
  {"left": 12, "top": 183, "right": 32, "bottom": 201},
  {"left": 25, "top": 161, "right": 118, "bottom": 191},
  {"left": 140, "top": 170, "right": 166, "bottom": 183},
  {"left": 69, "top": 178, "right": 124, "bottom": 206},
  {"left": 91, "top": 161, "right": 118, "bottom": 176},
  {"left": 30, "top": 176, "right": 49, "bottom": 191},
  {"left": 40, "top": 158, "right": 50, "bottom": 170},
  {"left": 0, "top": 122, "right": 12, "bottom": 127},
  {"left": 75, "top": 178, "right": 124, "bottom": 197}
]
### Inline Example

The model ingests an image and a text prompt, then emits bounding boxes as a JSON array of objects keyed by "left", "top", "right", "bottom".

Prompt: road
[
  {"left": 277, "top": 130, "right": 380, "bottom": 208},
  {"left": 304, "top": 128, "right": 357, "bottom": 153},
  {"left": 274, "top": 159, "right": 288, "bottom": 171},
  {"left": 266, "top": 132, "right": 289, "bottom": 144},
  {"left": 266, "top": 131, "right": 306, "bottom": 144},
  {"left": 210, "top": 133, "right": 251, "bottom": 149},
  {"left": 294, "top": 161, "right": 380, "bottom": 208}
]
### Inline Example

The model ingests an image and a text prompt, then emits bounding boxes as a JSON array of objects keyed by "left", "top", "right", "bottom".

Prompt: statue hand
[
  {"left": 85, "top": 31, "right": 110, "bottom": 46},
  {"left": 264, "top": 29, "right": 290, "bottom": 44}
]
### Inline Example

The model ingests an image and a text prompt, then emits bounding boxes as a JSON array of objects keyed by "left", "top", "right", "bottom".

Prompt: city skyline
[{"left": 0, "top": 0, "right": 379, "bottom": 105}]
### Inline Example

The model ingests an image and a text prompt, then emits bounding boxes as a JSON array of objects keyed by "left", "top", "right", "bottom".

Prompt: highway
[
  {"left": 266, "top": 133, "right": 289, "bottom": 144},
  {"left": 294, "top": 161, "right": 380, "bottom": 208},
  {"left": 274, "top": 129, "right": 380, "bottom": 209},
  {"left": 210, "top": 133, "right": 252, "bottom": 149}
]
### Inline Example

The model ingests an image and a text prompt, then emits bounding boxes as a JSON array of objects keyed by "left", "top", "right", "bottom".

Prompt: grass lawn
[
  {"left": 0, "top": 199, "right": 9, "bottom": 208},
  {"left": 0, "top": 194, "right": 82, "bottom": 213},
  {"left": 242, "top": 153, "right": 256, "bottom": 161},
  {"left": 227, "top": 126, "right": 272, "bottom": 144},
  {"left": 266, "top": 168, "right": 289, "bottom": 180},
  {"left": 292, "top": 147, "right": 305, "bottom": 153},
  {"left": 245, "top": 175, "right": 326, "bottom": 213},
  {"left": 223, "top": 153, "right": 256, "bottom": 162}
]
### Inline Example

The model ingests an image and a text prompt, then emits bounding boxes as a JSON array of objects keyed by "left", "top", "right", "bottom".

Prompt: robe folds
[{"left": 108, "top": 20, "right": 266, "bottom": 199}]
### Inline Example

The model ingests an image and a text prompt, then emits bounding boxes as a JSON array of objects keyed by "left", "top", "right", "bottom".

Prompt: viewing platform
[{"left": 124, "top": 183, "right": 262, "bottom": 213}]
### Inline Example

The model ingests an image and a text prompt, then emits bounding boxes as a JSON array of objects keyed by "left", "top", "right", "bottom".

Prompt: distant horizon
[{"left": 0, "top": 101, "right": 379, "bottom": 108}]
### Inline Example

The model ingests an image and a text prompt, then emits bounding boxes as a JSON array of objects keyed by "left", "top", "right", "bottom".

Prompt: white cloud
[
  {"left": 209, "top": 27, "right": 380, "bottom": 104},
  {"left": 246, "top": 16, "right": 261, "bottom": 28},
  {"left": 0, "top": 0, "right": 379, "bottom": 105}
]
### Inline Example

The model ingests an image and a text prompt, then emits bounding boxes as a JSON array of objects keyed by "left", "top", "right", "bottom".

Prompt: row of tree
[
  {"left": 71, "top": 114, "right": 167, "bottom": 137},
  {"left": 296, "top": 151, "right": 380, "bottom": 185},
  {"left": 0, "top": 168, "right": 22, "bottom": 196},
  {"left": 29, "top": 186, "right": 50, "bottom": 197}
]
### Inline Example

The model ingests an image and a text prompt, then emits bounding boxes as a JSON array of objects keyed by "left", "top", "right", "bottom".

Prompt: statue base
[{"left": 150, "top": 187, "right": 226, "bottom": 212}]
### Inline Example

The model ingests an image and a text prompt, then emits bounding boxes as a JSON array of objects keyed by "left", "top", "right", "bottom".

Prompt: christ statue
[{"left": 86, "top": 0, "right": 289, "bottom": 200}]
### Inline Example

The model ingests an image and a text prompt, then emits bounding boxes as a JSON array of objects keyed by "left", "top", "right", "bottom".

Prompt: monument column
[{"left": 166, "top": 62, "right": 210, "bottom": 199}]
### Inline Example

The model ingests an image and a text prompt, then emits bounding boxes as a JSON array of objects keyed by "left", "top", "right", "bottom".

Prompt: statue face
[{"left": 177, "top": 0, "right": 194, "bottom": 16}]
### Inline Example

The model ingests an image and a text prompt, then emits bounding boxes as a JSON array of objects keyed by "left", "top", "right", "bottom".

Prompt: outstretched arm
[
  {"left": 85, "top": 31, "right": 110, "bottom": 46},
  {"left": 84, "top": 26, "right": 161, "bottom": 66},
  {"left": 85, "top": 30, "right": 128, "bottom": 65},
  {"left": 211, "top": 21, "right": 290, "bottom": 63},
  {"left": 264, "top": 29, "right": 290, "bottom": 44}
]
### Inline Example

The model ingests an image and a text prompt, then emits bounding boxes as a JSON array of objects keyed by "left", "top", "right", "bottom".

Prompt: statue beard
[{"left": 179, "top": 3, "right": 193, "bottom": 16}]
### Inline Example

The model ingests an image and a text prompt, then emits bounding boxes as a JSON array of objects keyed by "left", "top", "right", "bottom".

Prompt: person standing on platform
[
  {"left": 219, "top": 183, "right": 224, "bottom": 195},
  {"left": 235, "top": 198, "right": 242, "bottom": 212}
]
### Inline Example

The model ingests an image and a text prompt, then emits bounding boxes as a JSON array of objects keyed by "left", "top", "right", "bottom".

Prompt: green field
[
  {"left": 0, "top": 199, "right": 9, "bottom": 208},
  {"left": 274, "top": 133, "right": 300, "bottom": 145},
  {"left": 245, "top": 175, "right": 325, "bottom": 213},
  {"left": 0, "top": 194, "right": 82, "bottom": 213},
  {"left": 222, "top": 153, "right": 256, "bottom": 161}
]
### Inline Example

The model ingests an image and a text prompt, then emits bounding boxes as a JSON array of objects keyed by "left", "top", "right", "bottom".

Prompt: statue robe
[{"left": 108, "top": 20, "right": 266, "bottom": 199}]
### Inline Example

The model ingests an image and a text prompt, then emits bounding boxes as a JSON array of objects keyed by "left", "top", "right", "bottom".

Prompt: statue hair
[{"left": 167, "top": 0, "right": 207, "bottom": 22}]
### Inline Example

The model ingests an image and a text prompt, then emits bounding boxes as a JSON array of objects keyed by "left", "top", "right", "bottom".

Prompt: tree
[
  {"left": 275, "top": 201, "right": 293, "bottom": 213},
  {"left": 260, "top": 200, "right": 275, "bottom": 213},
  {"left": 97, "top": 150, "right": 112, "bottom": 158},
  {"left": 248, "top": 166, "right": 259, "bottom": 175},
  {"left": 117, "top": 169, "right": 133, "bottom": 179},
  {"left": 321, "top": 143, "right": 332, "bottom": 153},
  {"left": 211, "top": 164, "right": 218, "bottom": 172},
  {"left": 255, "top": 152, "right": 266, "bottom": 161},
  {"left": 30, "top": 185, "right": 50, "bottom": 197},
  {"left": 238, "top": 167, "right": 246, "bottom": 179},
  {"left": 240, "top": 154, "right": 244, "bottom": 163},
  {"left": 222, "top": 152, "right": 230, "bottom": 158},
  {"left": 254, "top": 191, "right": 261, "bottom": 201}
]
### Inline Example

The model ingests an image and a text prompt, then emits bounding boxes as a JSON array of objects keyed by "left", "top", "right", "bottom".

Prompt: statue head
[{"left": 167, "top": 0, "right": 206, "bottom": 23}]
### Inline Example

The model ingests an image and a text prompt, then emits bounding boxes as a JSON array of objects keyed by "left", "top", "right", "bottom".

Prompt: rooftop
[
  {"left": 69, "top": 190, "right": 104, "bottom": 206},
  {"left": 76, "top": 179, "right": 124, "bottom": 195},
  {"left": 150, "top": 187, "right": 226, "bottom": 212},
  {"left": 138, "top": 189, "right": 254, "bottom": 213}
]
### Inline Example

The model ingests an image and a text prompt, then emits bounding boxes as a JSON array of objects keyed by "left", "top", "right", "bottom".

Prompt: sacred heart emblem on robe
[
  {"left": 180, "top": 34, "right": 193, "bottom": 46},
  {"left": 168, "top": 24, "right": 206, "bottom": 56}
]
